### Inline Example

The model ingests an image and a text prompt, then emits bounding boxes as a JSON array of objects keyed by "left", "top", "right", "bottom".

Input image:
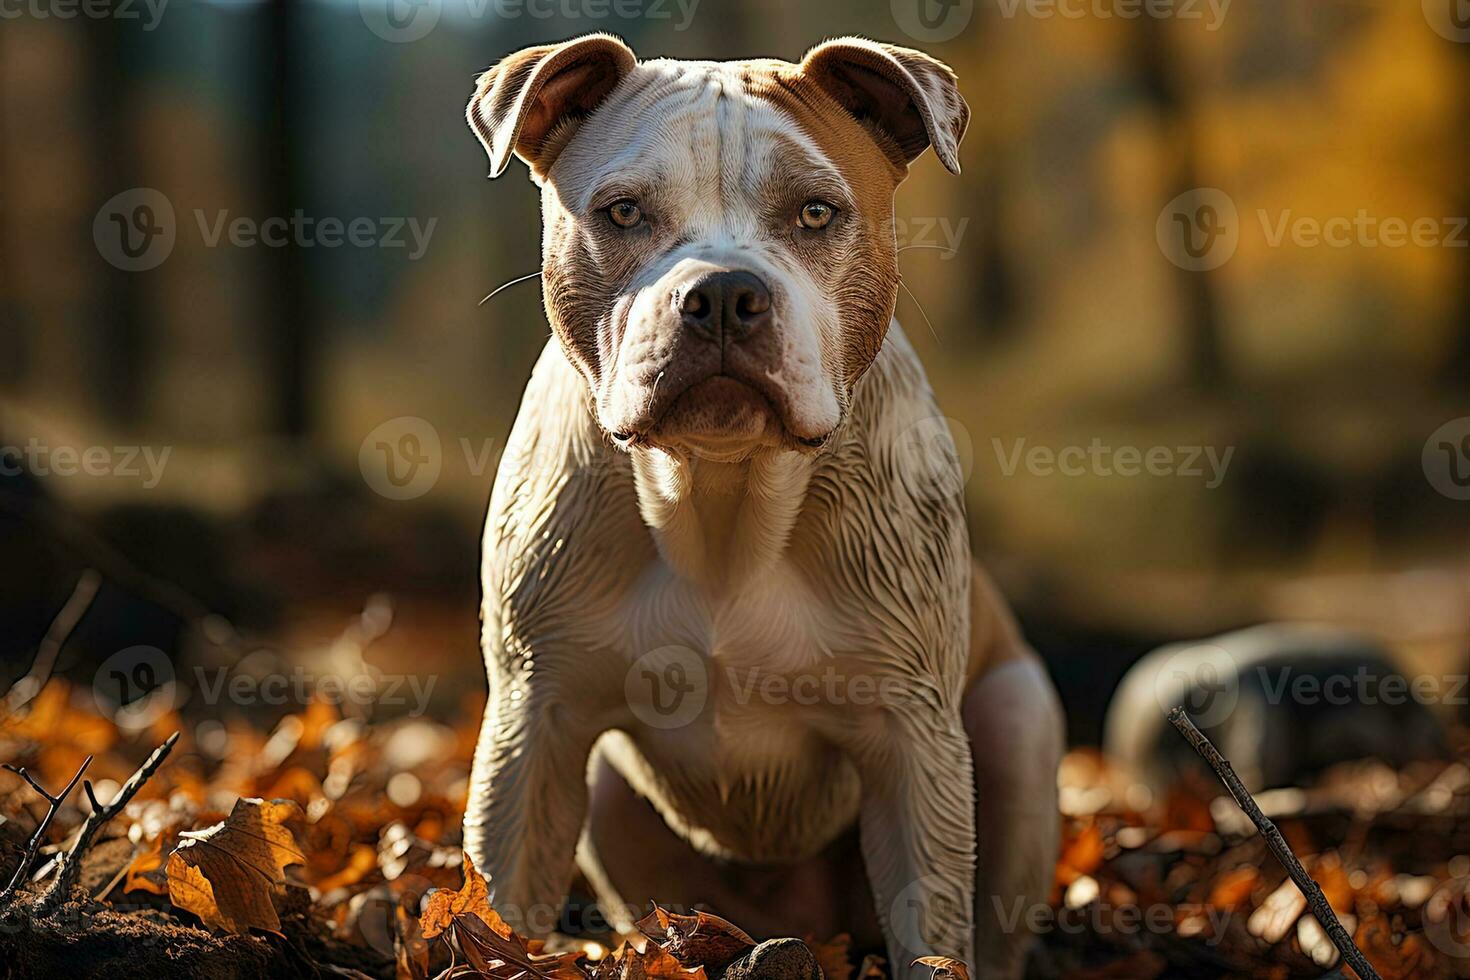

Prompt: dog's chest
[{"left": 604, "top": 559, "right": 873, "bottom": 858}]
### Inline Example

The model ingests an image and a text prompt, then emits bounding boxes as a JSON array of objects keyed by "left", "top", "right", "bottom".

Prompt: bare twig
[
  {"left": 32, "top": 731, "right": 179, "bottom": 916},
  {"left": 0, "top": 755, "right": 92, "bottom": 903},
  {"left": 3, "top": 569, "right": 102, "bottom": 712},
  {"left": 1167, "top": 707, "right": 1381, "bottom": 980}
]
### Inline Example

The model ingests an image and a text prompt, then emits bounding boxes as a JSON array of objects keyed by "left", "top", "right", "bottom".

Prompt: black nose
[{"left": 679, "top": 270, "right": 772, "bottom": 340}]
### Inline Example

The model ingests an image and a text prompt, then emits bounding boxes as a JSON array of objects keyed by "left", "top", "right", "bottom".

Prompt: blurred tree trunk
[
  {"left": 264, "top": 0, "right": 314, "bottom": 440},
  {"left": 1133, "top": 17, "right": 1228, "bottom": 390},
  {"left": 90, "top": 17, "right": 149, "bottom": 424}
]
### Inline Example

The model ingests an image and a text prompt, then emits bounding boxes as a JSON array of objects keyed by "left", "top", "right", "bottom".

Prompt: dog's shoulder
[{"left": 480, "top": 340, "right": 650, "bottom": 644}]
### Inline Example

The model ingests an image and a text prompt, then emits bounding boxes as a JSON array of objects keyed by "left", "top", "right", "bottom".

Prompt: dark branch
[
  {"left": 0, "top": 755, "right": 92, "bottom": 903},
  {"left": 1167, "top": 707, "right": 1381, "bottom": 980},
  {"left": 32, "top": 731, "right": 179, "bottom": 915}
]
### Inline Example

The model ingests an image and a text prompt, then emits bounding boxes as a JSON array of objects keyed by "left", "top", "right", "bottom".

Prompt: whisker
[
  {"left": 898, "top": 277, "right": 941, "bottom": 344},
  {"left": 896, "top": 244, "right": 958, "bottom": 256},
  {"left": 478, "top": 270, "right": 543, "bottom": 306}
]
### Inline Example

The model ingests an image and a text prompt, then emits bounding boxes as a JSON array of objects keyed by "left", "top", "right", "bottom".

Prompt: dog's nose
[{"left": 679, "top": 271, "right": 772, "bottom": 340}]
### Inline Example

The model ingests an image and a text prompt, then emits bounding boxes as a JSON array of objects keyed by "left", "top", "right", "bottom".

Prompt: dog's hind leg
[{"left": 964, "top": 649, "right": 1064, "bottom": 980}]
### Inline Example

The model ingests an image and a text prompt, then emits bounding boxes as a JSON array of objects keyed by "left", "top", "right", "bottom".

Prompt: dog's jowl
[{"left": 462, "top": 34, "right": 1064, "bottom": 980}]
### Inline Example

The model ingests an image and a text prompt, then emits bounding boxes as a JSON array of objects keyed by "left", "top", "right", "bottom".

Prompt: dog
[{"left": 461, "top": 34, "right": 1065, "bottom": 980}]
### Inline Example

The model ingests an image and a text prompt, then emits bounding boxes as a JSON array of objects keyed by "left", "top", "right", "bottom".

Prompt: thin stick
[
  {"left": 1167, "top": 707, "right": 1381, "bottom": 980},
  {"left": 32, "top": 731, "right": 179, "bottom": 915},
  {"left": 0, "top": 755, "right": 92, "bottom": 903},
  {"left": 4, "top": 569, "right": 102, "bottom": 712}
]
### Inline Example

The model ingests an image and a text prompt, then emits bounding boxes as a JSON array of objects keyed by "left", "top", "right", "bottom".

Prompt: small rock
[
  {"left": 720, "top": 938, "right": 822, "bottom": 980},
  {"left": 1104, "top": 623, "right": 1449, "bottom": 794}
]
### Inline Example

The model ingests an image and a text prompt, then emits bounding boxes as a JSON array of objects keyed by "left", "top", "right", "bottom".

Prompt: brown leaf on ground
[
  {"left": 593, "top": 942, "right": 709, "bottom": 980},
  {"left": 635, "top": 905, "right": 756, "bottom": 970},
  {"left": 453, "top": 909, "right": 585, "bottom": 980},
  {"left": 419, "top": 852, "right": 508, "bottom": 940},
  {"left": 804, "top": 933, "right": 853, "bottom": 980},
  {"left": 912, "top": 955, "right": 969, "bottom": 980},
  {"left": 122, "top": 834, "right": 167, "bottom": 895},
  {"left": 395, "top": 903, "right": 430, "bottom": 980},
  {"left": 165, "top": 796, "right": 307, "bottom": 934}
]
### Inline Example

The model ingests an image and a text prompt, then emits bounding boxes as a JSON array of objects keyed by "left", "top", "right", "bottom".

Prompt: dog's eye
[
  {"left": 797, "top": 201, "right": 836, "bottom": 230},
  {"left": 607, "top": 200, "right": 643, "bottom": 228}
]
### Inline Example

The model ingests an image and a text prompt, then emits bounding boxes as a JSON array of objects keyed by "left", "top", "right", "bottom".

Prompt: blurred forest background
[{"left": 2, "top": 0, "right": 1469, "bottom": 743}]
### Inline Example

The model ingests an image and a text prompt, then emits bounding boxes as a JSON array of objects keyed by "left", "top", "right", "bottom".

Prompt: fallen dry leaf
[
  {"left": 804, "top": 933, "right": 853, "bottom": 980},
  {"left": 454, "top": 907, "right": 586, "bottom": 980},
  {"left": 636, "top": 904, "right": 756, "bottom": 971},
  {"left": 593, "top": 943, "right": 709, "bottom": 980},
  {"left": 165, "top": 796, "right": 307, "bottom": 934},
  {"left": 420, "top": 852, "right": 508, "bottom": 940},
  {"left": 912, "top": 955, "right": 969, "bottom": 980}
]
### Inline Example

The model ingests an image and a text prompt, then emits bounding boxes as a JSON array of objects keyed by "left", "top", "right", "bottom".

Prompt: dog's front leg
[
  {"left": 463, "top": 665, "right": 599, "bottom": 935},
  {"left": 857, "top": 710, "right": 978, "bottom": 979}
]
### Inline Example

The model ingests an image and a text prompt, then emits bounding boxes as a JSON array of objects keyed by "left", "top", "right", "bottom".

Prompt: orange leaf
[
  {"left": 123, "top": 835, "right": 167, "bottom": 895},
  {"left": 419, "top": 852, "right": 510, "bottom": 940},
  {"left": 593, "top": 942, "right": 708, "bottom": 980},
  {"left": 804, "top": 933, "right": 853, "bottom": 980},
  {"left": 1207, "top": 866, "right": 1259, "bottom": 911},
  {"left": 165, "top": 797, "right": 307, "bottom": 934}
]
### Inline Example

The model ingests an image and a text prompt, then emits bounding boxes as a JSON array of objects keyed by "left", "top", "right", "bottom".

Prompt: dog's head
[{"left": 468, "top": 34, "right": 968, "bottom": 460}]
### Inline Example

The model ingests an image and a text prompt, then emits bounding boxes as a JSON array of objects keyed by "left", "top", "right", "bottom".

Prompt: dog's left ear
[
  {"left": 467, "top": 33, "right": 638, "bottom": 179},
  {"left": 799, "top": 37, "right": 969, "bottom": 175}
]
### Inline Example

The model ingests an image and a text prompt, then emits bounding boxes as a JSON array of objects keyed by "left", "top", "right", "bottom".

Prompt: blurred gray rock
[
  {"left": 719, "top": 938, "right": 821, "bottom": 980},
  {"left": 1103, "top": 623, "right": 1450, "bottom": 794}
]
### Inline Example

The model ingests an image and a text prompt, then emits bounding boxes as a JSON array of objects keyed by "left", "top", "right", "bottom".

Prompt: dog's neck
[{"left": 629, "top": 446, "right": 813, "bottom": 594}]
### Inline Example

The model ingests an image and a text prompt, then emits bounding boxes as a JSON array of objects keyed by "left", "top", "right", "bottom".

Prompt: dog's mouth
[{"left": 610, "top": 373, "right": 830, "bottom": 456}]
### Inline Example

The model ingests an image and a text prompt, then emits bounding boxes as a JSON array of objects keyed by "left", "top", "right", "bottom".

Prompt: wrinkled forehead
[{"left": 548, "top": 60, "right": 864, "bottom": 214}]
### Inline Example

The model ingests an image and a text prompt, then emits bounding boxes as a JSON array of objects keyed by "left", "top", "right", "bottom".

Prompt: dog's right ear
[{"left": 467, "top": 33, "right": 637, "bottom": 179}]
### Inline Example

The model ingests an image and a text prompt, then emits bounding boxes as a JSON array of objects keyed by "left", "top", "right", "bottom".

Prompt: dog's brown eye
[
  {"left": 607, "top": 200, "right": 643, "bottom": 228},
  {"left": 798, "top": 201, "right": 836, "bottom": 230}
]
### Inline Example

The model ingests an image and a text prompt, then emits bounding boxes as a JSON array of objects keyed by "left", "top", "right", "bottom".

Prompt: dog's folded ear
[
  {"left": 467, "top": 33, "right": 637, "bottom": 179},
  {"left": 799, "top": 37, "right": 969, "bottom": 175}
]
